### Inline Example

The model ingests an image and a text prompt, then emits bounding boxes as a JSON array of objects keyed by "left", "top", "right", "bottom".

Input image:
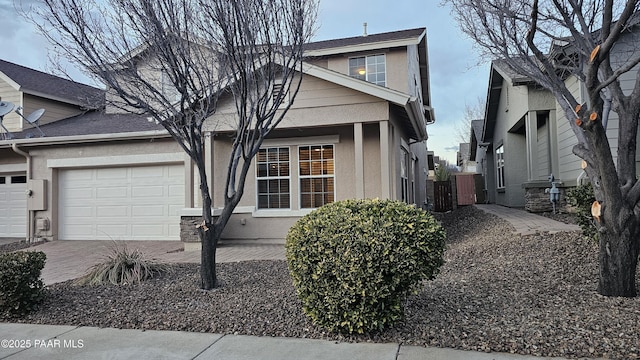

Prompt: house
[
  {"left": 480, "top": 59, "right": 561, "bottom": 211},
  {"left": 0, "top": 27, "right": 436, "bottom": 244},
  {"left": 480, "top": 18, "right": 640, "bottom": 212},
  {"left": 457, "top": 143, "right": 476, "bottom": 173},
  {"left": 0, "top": 60, "right": 105, "bottom": 238}
]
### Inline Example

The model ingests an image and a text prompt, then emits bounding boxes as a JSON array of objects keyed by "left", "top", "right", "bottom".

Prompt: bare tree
[
  {"left": 454, "top": 95, "right": 486, "bottom": 144},
  {"left": 24, "top": 0, "right": 318, "bottom": 289},
  {"left": 445, "top": 0, "right": 640, "bottom": 296}
]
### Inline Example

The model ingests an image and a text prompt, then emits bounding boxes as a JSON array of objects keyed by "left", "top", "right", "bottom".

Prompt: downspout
[{"left": 11, "top": 143, "right": 32, "bottom": 243}]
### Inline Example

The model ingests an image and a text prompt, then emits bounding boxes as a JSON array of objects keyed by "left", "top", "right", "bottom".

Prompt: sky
[{"left": 0, "top": 0, "right": 490, "bottom": 165}]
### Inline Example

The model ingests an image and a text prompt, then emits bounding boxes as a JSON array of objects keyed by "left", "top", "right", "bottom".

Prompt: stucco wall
[
  {"left": 324, "top": 48, "right": 408, "bottom": 94},
  {"left": 21, "top": 138, "right": 182, "bottom": 240}
]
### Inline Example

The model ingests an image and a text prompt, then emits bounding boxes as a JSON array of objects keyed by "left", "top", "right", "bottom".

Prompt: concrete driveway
[{"left": 23, "top": 240, "right": 285, "bottom": 285}]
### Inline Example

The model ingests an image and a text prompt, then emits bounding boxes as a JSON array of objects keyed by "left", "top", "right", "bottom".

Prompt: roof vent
[{"left": 363, "top": 22, "right": 368, "bottom": 37}]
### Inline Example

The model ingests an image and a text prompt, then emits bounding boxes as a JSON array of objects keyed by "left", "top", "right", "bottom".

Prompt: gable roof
[
  {"left": 302, "top": 62, "right": 427, "bottom": 141},
  {"left": 305, "top": 28, "right": 426, "bottom": 54},
  {"left": 470, "top": 119, "right": 484, "bottom": 159},
  {"left": 0, "top": 59, "right": 104, "bottom": 109},
  {"left": 304, "top": 27, "right": 434, "bottom": 124}
]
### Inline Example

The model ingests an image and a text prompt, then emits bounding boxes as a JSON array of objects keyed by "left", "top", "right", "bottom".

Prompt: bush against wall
[
  {"left": 286, "top": 199, "right": 446, "bottom": 334},
  {"left": 566, "top": 183, "right": 598, "bottom": 242},
  {"left": 0, "top": 251, "right": 46, "bottom": 317}
]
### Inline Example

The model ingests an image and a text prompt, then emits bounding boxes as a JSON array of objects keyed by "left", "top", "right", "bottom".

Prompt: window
[
  {"left": 299, "top": 145, "right": 335, "bottom": 208},
  {"left": 11, "top": 175, "right": 27, "bottom": 184},
  {"left": 496, "top": 145, "right": 505, "bottom": 189},
  {"left": 0, "top": 177, "right": 5, "bottom": 184},
  {"left": 348, "top": 54, "right": 386, "bottom": 86},
  {"left": 400, "top": 148, "right": 409, "bottom": 203},
  {"left": 257, "top": 147, "right": 290, "bottom": 209}
]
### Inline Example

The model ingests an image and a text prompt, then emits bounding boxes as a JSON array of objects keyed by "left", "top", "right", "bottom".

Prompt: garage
[
  {"left": 0, "top": 174, "right": 27, "bottom": 238},
  {"left": 58, "top": 165, "right": 184, "bottom": 240}
]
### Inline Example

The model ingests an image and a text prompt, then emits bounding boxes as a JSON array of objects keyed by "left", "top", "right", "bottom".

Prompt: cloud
[{"left": 444, "top": 146, "right": 460, "bottom": 152}]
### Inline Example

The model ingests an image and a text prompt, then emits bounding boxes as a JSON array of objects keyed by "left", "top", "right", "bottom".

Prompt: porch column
[
  {"left": 548, "top": 111, "right": 560, "bottom": 177},
  {"left": 204, "top": 131, "right": 214, "bottom": 204},
  {"left": 525, "top": 111, "right": 539, "bottom": 181},
  {"left": 354, "top": 122, "right": 365, "bottom": 199},
  {"left": 184, "top": 153, "right": 194, "bottom": 208},
  {"left": 379, "top": 121, "right": 391, "bottom": 199}
]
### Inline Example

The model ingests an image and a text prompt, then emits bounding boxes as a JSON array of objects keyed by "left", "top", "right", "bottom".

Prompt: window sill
[
  {"left": 180, "top": 207, "right": 313, "bottom": 218},
  {"left": 497, "top": 188, "right": 506, "bottom": 193}
]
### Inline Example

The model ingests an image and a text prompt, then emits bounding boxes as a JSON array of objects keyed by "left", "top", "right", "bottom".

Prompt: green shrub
[
  {"left": 286, "top": 199, "right": 446, "bottom": 334},
  {"left": 0, "top": 251, "right": 47, "bottom": 317},
  {"left": 434, "top": 166, "right": 451, "bottom": 181},
  {"left": 566, "top": 183, "right": 598, "bottom": 242},
  {"left": 75, "top": 242, "right": 166, "bottom": 285}
]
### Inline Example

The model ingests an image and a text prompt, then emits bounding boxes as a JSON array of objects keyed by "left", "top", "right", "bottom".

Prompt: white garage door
[
  {"left": 59, "top": 165, "right": 184, "bottom": 240},
  {"left": 0, "top": 174, "right": 27, "bottom": 238}
]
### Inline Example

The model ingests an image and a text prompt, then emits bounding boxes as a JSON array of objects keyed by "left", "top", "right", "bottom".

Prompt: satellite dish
[
  {"left": 0, "top": 101, "right": 15, "bottom": 117},
  {"left": 15, "top": 106, "right": 46, "bottom": 137},
  {"left": 26, "top": 108, "right": 45, "bottom": 124}
]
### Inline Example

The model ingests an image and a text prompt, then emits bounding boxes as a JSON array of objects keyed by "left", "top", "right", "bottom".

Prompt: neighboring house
[
  {"left": 0, "top": 27, "right": 436, "bottom": 244},
  {"left": 456, "top": 142, "right": 476, "bottom": 173},
  {"left": 481, "top": 18, "right": 640, "bottom": 211},
  {"left": 481, "top": 59, "right": 559, "bottom": 210},
  {"left": 0, "top": 60, "right": 105, "bottom": 238},
  {"left": 469, "top": 119, "right": 486, "bottom": 176}
]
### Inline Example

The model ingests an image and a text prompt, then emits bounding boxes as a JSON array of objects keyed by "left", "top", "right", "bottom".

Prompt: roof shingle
[{"left": 0, "top": 59, "right": 104, "bottom": 109}]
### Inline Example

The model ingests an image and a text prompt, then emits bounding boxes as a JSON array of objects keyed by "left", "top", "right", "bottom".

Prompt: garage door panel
[
  {"left": 96, "top": 206, "right": 129, "bottom": 217},
  {"left": 132, "top": 205, "right": 165, "bottom": 216},
  {"left": 131, "top": 166, "right": 165, "bottom": 178},
  {"left": 97, "top": 187, "right": 128, "bottom": 199},
  {"left": 96, "top": 168, "right": 128, "bottom": 180},
  {"left": 59, "top": 164, "right": 184, "bottom": 240},
  {"left": 132, "top": 186, "right": 164, "bottom": 197},
  {"left": 64, "top": 206, "right": 95, "bottom": 217},
  {"left": 0, "top": 178, "right": 27, "bottom": 238},
  {"left": 63, "top": 188, "right": 95, "bottom": 200},
  {"left": 169, "top": 185, "right": 183, "bottom": 197},
  {"left": 132, "top": 224, "right": 166, "bottom": 236}
]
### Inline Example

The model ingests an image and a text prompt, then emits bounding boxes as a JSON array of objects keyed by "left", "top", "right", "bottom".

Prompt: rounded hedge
[{"left": 285, "top": 199, "right": 446, "bottom": 334}]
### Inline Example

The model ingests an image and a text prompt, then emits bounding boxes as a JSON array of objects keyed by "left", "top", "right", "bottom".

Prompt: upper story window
[{"left": 348, "top": 54, "right": 386, "bottom": 86}]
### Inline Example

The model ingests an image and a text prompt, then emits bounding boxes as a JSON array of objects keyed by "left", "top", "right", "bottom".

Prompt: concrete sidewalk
[
  {"left": 474, "top": 204, "right": 581, "bottom": 235},
  {"left": 0, "top": 323, "right": 574, "bottom": 360}
]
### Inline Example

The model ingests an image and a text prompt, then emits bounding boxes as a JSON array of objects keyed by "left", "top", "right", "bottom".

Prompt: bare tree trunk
[
  {"left": 199, "top": 223, "right": 217, "bottom": 290},
  {"left": 196, "top": 158, "right": 218, "bottom": 290},
  {"left": 598, "top": 223, "right": 640, "bottom": 297}
]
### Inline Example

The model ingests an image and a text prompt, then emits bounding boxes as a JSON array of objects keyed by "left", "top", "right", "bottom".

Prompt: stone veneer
[
  {"left": 523, "top": 185, "right": 568, "bottom": 213},
  {"left": 180, "top": 216, "right": 202, "bottom": 244}
]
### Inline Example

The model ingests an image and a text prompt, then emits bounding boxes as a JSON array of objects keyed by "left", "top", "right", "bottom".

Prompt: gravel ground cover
[
  {"left": 3, "top": 206, "right": 640, "bottom": 359},
  {"left": 0, "top": 241, "right": 36, "bottom": 254}
]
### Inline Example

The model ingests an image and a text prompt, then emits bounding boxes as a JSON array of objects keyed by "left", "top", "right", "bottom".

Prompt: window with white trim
[
  {"left": 256, "top": 147, "right": 290, "bottom": 209},
  {"left": 348, "top": 54, "right": 386, "bottom": 86},
  {"left": 496, "top": 145, "right": 505, "bottom": 189},
  {"left": 400, "top": 148, "right": 409, "bottom": 203},
  {"left": 299, "top": 145, "right": 335, "bottom": 208}
]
